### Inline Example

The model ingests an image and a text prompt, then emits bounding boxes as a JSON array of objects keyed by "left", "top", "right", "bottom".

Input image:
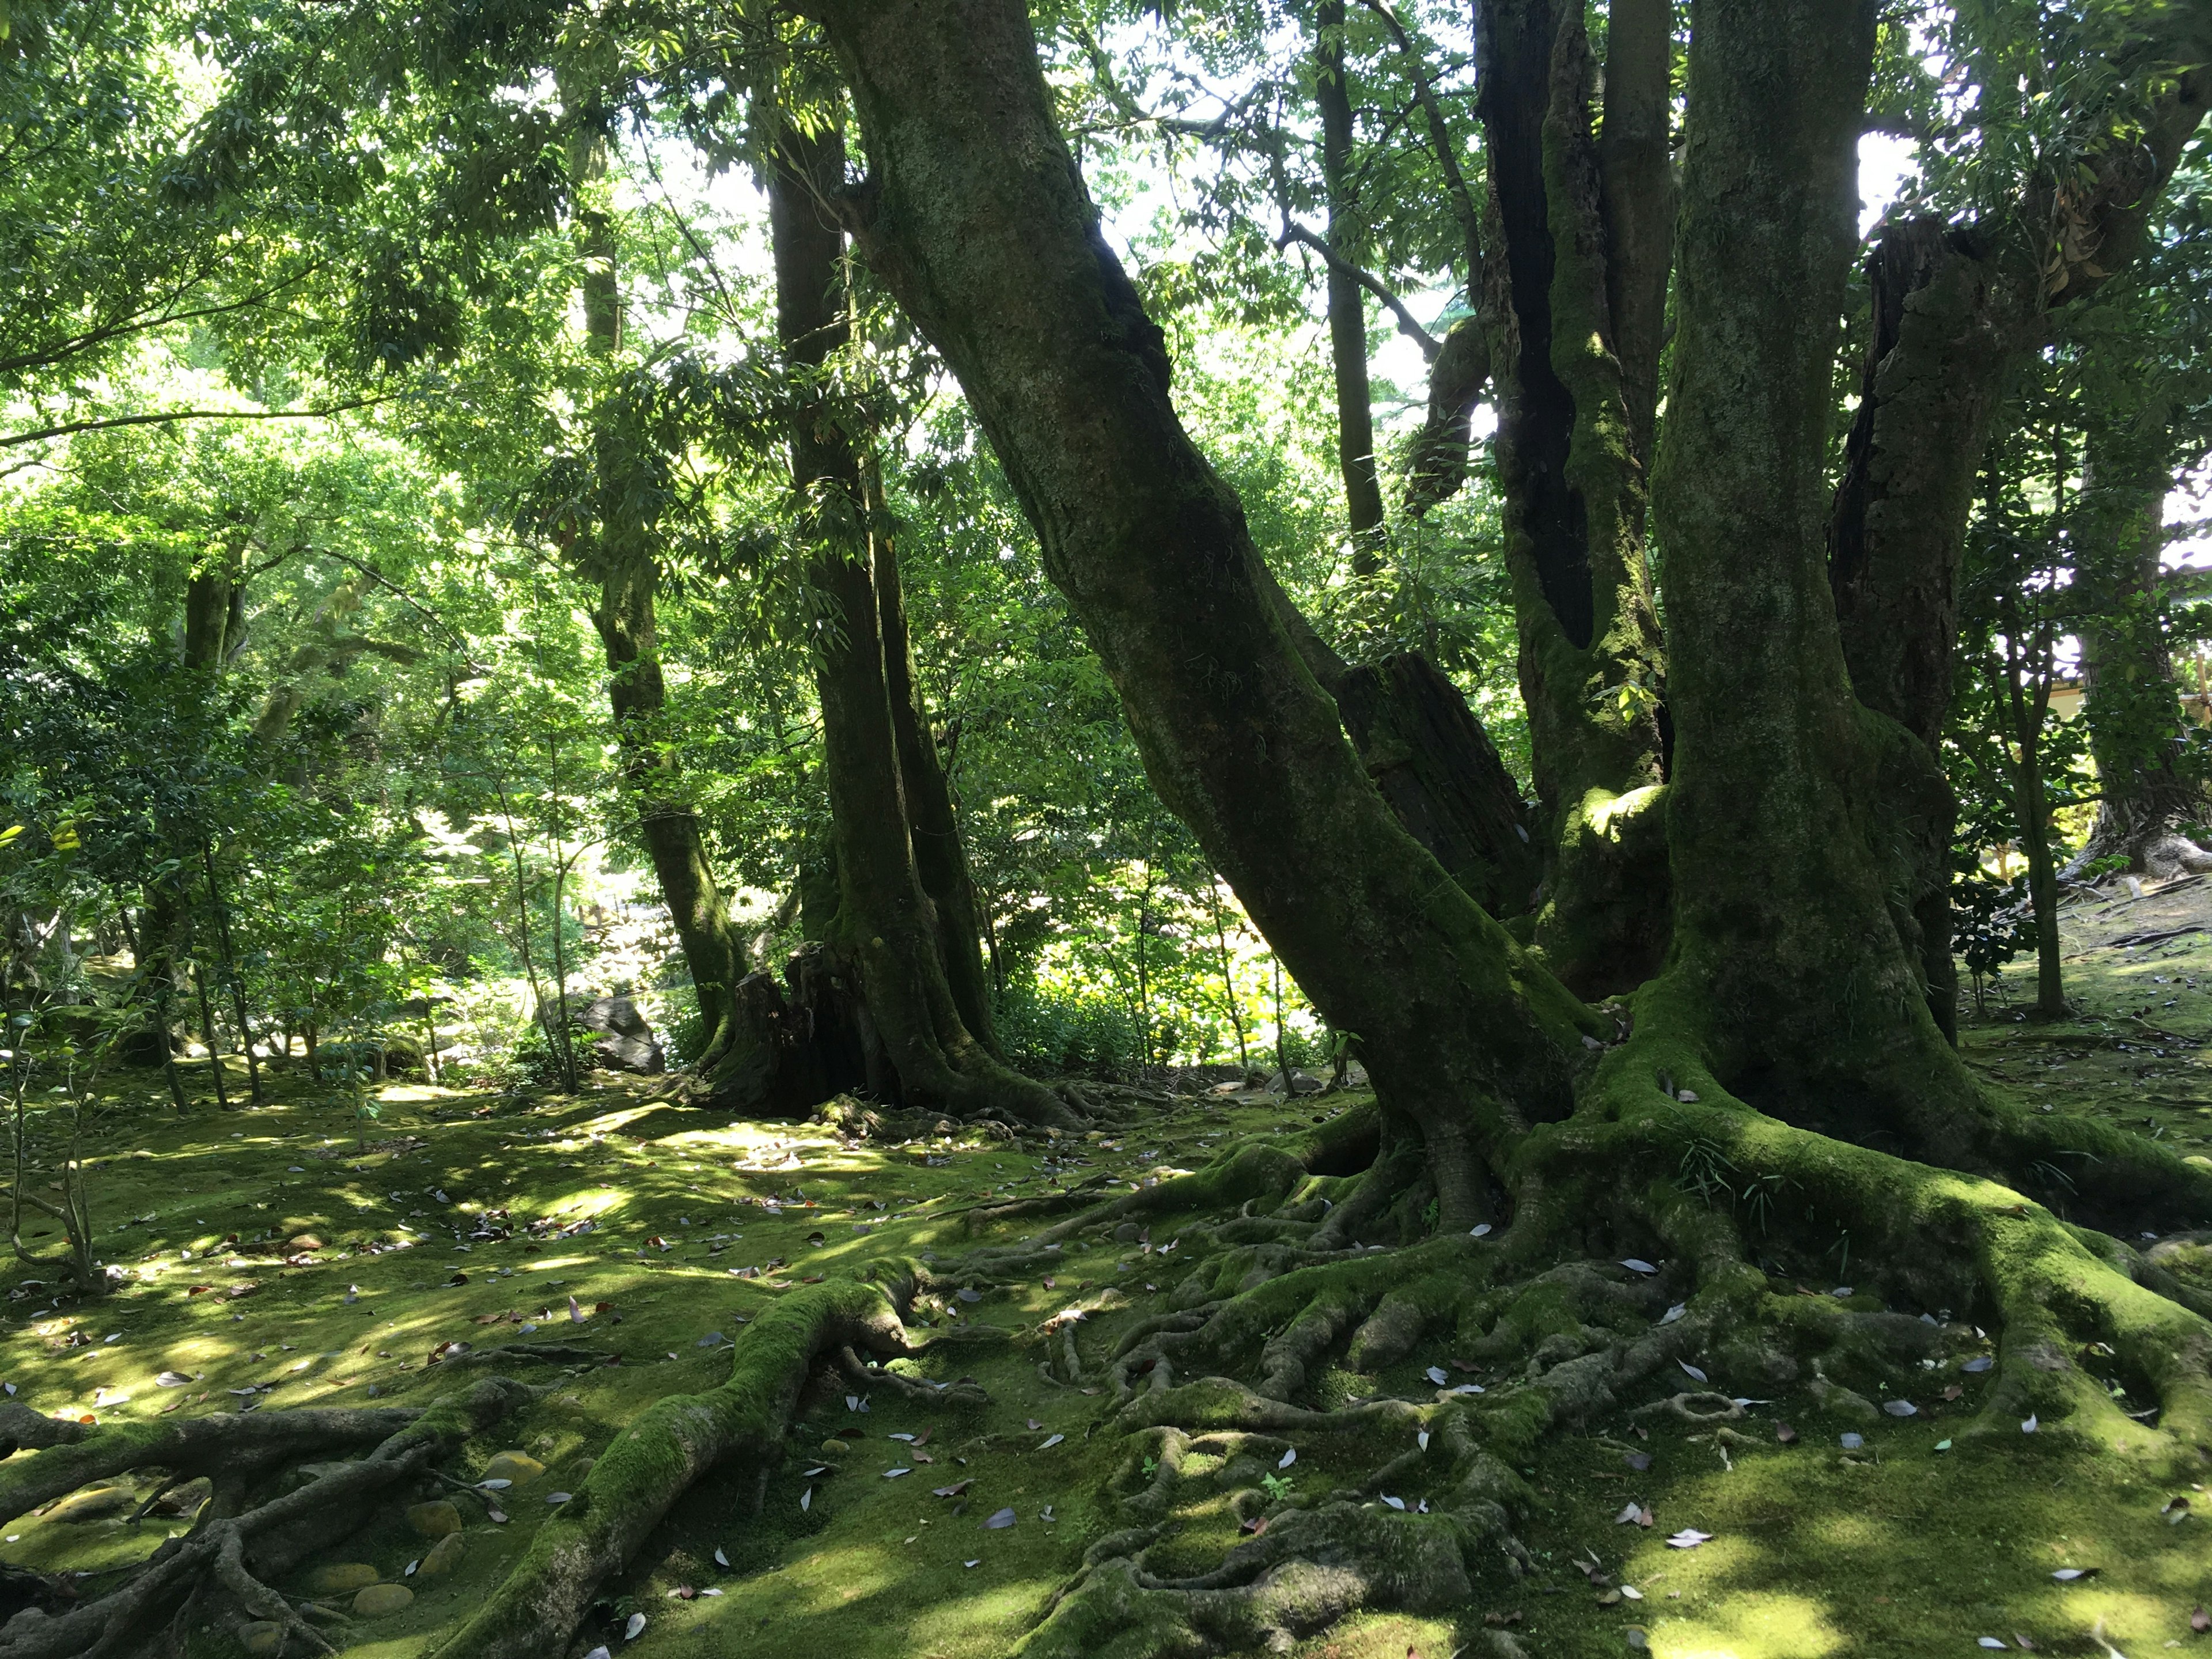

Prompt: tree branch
[
  {"left": 2, "top": 395, "right": 399, "bottom": 449},
  {"left": 1275, "top": 224, "right": 1441, "bottom": 361}
]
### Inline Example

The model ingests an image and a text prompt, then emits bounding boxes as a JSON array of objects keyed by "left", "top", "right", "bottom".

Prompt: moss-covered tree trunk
[
  {"left": 768, "top": 120, "right": 1064, "bottom": 1126},
  {"left": 1824, "top": 73, "right": 2207, "bottom": 1035},
  {"left": 1649, "top": 0, "right": 2001, "bottom": 1157},
  {"left": 866, "top": 465, "right": 1000, "bottom": 1052},
  {"left": 814, "top": 0, "right": 1598, "bottom": 1220},
  {"left": 1474, "top": 0, "right": 1671, "bottom": 997}
]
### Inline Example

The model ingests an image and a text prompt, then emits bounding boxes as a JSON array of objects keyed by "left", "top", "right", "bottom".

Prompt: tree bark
[
  {"left": 812, "top": 0, "right": 1599, "bottom": 1219},
  {"left": 869, "top": 465, "right": 1001, "bottom": 1052},
  {"left": 1824, "top": 69, "right": 2207, "bottom": 1033},
  {"left": 767, "top": 116, "right": 1066, "bottom": 1127},
  {"left": 1474, "top": 0, "right": 1671, "bottom": 996},
  {"left": 1653, "top": 0, "right": 1985, "bottom": 1149}
]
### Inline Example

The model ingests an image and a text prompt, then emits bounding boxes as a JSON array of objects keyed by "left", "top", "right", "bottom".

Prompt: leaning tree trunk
[
  {"left": 767, "top": 119, "right": 1067, "bottom": 1128},
  {"left": 2073, "top": 404, "right": 2212, "bottom": 878},
  {"left": 815, "top": 0, "right": 1600, "bottom": 1222},
  {"left": 1474, "top": 0, "right": 1671, "bottom": 997},
  {"left": 1825, "top": 72, "right": 2209, "bottom": 1036}
]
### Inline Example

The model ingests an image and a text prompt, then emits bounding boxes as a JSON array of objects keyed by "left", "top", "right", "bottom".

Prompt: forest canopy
[{"left": 2, "top": 0, "right": 2212, "bottom": 1656}]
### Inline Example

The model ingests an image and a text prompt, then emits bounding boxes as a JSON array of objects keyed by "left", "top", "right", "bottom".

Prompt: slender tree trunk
[
  {"left": 868, "top": 471, "right": 1000, "bottom": 1052},
  {"left": 1474, "top": 0, "right": 1671, "bottom": 995},
  {"left": 200, "top": 846, "right": 262, "bottom": 1104},
  {"left": 1208, "top": 881, "right": 1249, "bottom": 1071},
  {"left": 2074, "top": 407, "right": 2212, "bottom": 877},
  {"left": 1315, "top": 0, "right": 1385, "bottom": 569},
  {"left": 1997, "top": 634, "right": 2065, "bottom": 1017},
  {"left": 562, "top": 118, "right": 755, "bottom": 1057},
  {"left": 816, "top": 0, "right": 1599, "bottom": 1216},
  {"left": 768, "top": 116, "right": 1067, "bottom": 1127},
  {"left": 191, "top": 957, "right": 229, "bottom": 1110}
]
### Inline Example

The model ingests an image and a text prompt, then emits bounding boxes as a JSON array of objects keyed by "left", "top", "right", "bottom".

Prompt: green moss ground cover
[{"left": 6, "top": 882, "right": 2212, "bottom": 1656}]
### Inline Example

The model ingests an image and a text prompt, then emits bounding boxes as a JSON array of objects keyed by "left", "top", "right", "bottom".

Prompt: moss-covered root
[
  {"left": 1522, "top": 1077, "right": 2212, "bottom": 1461},
  {"left": 0, "top": 1377, "right": 531, "bottom": 1659},
  {"left": 0, "top": 1402, "right": 423, "bottom": 1532},
  {"left": 426, "top": 1279, "right": 921, "bottom": 1659},
  {"left": 977, "top": 1101, "right": 1382, "bottom": 1267}
]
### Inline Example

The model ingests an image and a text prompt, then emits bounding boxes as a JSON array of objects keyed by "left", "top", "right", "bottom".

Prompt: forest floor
[{"left": 6, "top": 884, "right": 2212, "bottom": 1659}]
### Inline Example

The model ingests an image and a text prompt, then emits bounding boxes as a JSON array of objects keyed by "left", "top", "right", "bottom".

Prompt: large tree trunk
[
  {"left": 766, "top": 119, "right": 1066, "bottom": 1127},
  {"left": 1474, "top": 0, "right": 1671, "bottom": 996},
  {"left": 814, "top": 0, "right": 1599, "bottom": 1221},
  {"left": 1651, "top": 0, "right": 1994, "bottom": 1157},
  {"left": 1825, "top": 71, "right": 2208, "bottom": 1034}
]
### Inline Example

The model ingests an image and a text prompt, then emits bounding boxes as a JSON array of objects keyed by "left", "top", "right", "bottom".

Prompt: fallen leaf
[
  {"left": 1626, "top": 1450, "right": 1653, "bottom": 1469},
  {"left": 155, "top": 1371, "right": 191, "bottom": 1388},
  {"left": 984, "top": 1507, "right": 1016, "bottom": 1529},
  {"left": 714, "top": 1547, "right": 730, "bottom": 1567},
  {"left": 2051, "top": 1567, "right": 2097, "bottom": 1581},
  {"left": 1883, "top": 1400, "right": 1918, "bottom": 1417},
  {"left": 1678, "top": 1360, "right": 1708, "bottom": 1384},
  {"left": 1944, "top": 1384, "right": 1964, "bottom": 1400},
  {"left": 1425, "top": 1366, "right": 1449, "bottom": 1385},
  {"left": 1471, "top": 1223, "right": 1493, "bottom": 1237},
  {"left": 2021, "top": 1414, "right": 2039, "bottom": 1434},
  {"left": 1774, "top": 1423, "right": 1797, "bottom": 1445},
  {"left": 2191, "top": 1605, "right": 2208, "bottom": 1633},
  {"left": 883, "top": 1468, "right": 911, "bottom": 1479},
  {"left": 624, "top": 1612, "right": 646, "bottom": 1640},
  {"left": 800, "top": 1488, "right": 812, "bottom": 1511},
  {"left": 1279, "top": 1448, "right": 1297, "bottom": 1468},
  {"left": 1615, "top": 1502, "right": 1643, "bottom": 1525},
  {"left": 1038, "top": 1434, "right": 1064, "bottom": 1450},
  {"left": 1380, "top": 1495, "right": 1406, "bottom": 1510},
  {"left": 1961, "top": 1355, "right": 1993, "bottom": 1373},
  {"left": 1660, "top": 1304, "right": 1687, "bottom": 1325},
  {"left": 1665, "top": 1529, "right": 1711, "bottom": 1548},
  {"left": 1620, "top": 1259, "right": 1657, "bottom": 1275},
  {"left": 933, "top": 1480, "right": 972, "bottom": 1498}
]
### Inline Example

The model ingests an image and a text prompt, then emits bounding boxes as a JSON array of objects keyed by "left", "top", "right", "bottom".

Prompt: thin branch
[
  {"left": 1350, "top": 0, "right": 1484, "bottom": 274},
  {"left": 3, "top": 395, "right": 399, "bottom": 449},
  {"left": 1277, "top": 224, "right": 1441, "bottom": 360}
]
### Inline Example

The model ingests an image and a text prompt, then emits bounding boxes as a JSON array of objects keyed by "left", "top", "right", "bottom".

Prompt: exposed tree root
[
  {"left": 426, "top": 1268, "right": 965, "bottom": 1659},
  {"left": 11, "top": 1066, "right": 2202, "bottom": 1659},
  {"left": 0, "top": 1377, "right": 533, "bottom": 1659}
]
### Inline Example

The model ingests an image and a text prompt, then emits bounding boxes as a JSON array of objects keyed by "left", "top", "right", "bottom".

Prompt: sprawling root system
[{"left": 5, "top": 1054, "right": 2210, "bottom": 1659}]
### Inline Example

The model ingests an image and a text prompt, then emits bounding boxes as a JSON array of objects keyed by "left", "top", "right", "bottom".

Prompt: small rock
[
  {"left": 46, "top": 1487, "right": 134, "bottom": 1523},
  {"left": 306, "top": 1562, "right": 381, "bottom": 1595},
  {"left": 480, "top": 1451, "right": 546, "bottom": 1488},
  {"left": 238, "top": 1621, "right": 284, "bottom": 1657},
  {"left": 287, "top": 1234, "right": 324, "bottom": 1252},
  {"left": 354, "top": 1582, "right": 414, "bottom": 1618},
  {"left": 417, "top": 1532, "right": 466, "bottom": 1580},
  {"left": 1112, "top": 1223, "right": 1142, "bottom": 1244},
  {"left": 406, "top": 1501, "right": 461, "bottom": 1539},
  {"left": 1807, "top": 1375, "right": 1880, "bottom": 1422},
  {"left": 821, "top": 1438, "right": 851, "bottom": 1453}
]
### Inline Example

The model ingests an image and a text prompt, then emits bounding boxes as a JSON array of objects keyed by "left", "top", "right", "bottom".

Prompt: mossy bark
[
  {"left": 770, "top": 121, "right": 1065, "bottom": 1127},
  {"left": 1649, "top": 0, "right": 1984, "bottom": 1148},
  {"left": 1474, "top": 0, "right": 1670, "bottom": 997},
  {"left": 816, "top": 0, "right": 1600, "bottom": 1219}
]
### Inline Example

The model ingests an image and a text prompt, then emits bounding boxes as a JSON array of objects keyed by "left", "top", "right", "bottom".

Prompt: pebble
[
  {"left": 481, "top": 1451, "right": 546, "bottom": 1487},
  {"left": 417, "top": 1531, "right": 466, "bottom": 1579},
  {"left": 821, "top": 1438, "right": 851, "bottom": 1453},
  {"left": 406, "top": 1501, "right": 461, "bottom": 1539},
  {"left": 354, "top": 1582, "right": 414, "bottom": 1618},
  {"left": 305, "top": 1562, "right": 381, "bottom": 1595},
  {"left": 1113, "top": 1222, "right": 1142, "bottom": 1243},
  {"left": 238, "top": 1622, "right": 284, "bottom": 1656}
]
